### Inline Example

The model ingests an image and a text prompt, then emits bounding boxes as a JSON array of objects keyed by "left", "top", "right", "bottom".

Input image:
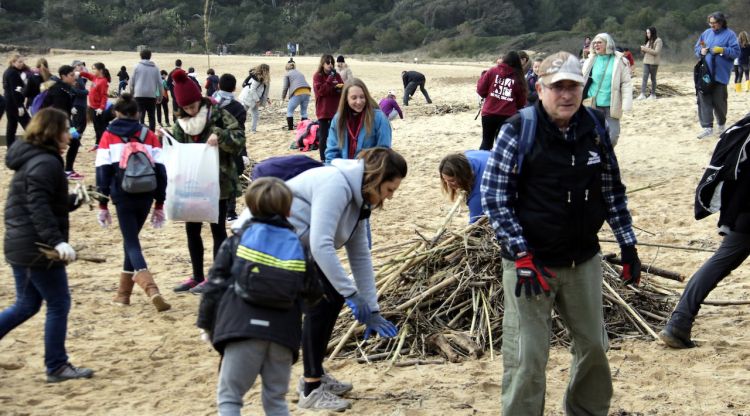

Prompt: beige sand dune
[{"left": 0, "top": 51, "right": 749, "bottom": 415}]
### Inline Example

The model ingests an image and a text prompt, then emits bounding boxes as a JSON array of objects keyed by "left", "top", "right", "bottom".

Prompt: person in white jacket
[
  {"left": 238, "top": 64, "right": 271, "bottom": 133},
  {"left": 582, "top": 33, "right": 633, "bottom": 147},
  {"left": 233, "top": 147, "right": 406, "bottom": 411}
]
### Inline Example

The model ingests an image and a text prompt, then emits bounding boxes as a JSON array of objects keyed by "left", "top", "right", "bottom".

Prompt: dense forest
[{"left": 0, "top": 0, "right": 747, "bottom": 59}]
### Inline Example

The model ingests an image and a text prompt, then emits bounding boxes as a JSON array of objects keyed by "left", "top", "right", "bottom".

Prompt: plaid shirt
[{"left": 480, "top": 107, "right": 637, "bottom": 257}]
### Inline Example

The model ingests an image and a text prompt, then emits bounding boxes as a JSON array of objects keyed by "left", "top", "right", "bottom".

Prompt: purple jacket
[{"left": 378, "top": 97, "right": 403, "bottom": 119}]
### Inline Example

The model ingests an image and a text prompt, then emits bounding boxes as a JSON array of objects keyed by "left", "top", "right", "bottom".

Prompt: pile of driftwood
[{"left": 328, "top": 201, "right": 677, "bottom": 365}]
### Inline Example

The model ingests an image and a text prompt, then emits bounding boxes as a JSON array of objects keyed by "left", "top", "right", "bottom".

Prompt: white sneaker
[
  {"left": 636, "top": 94, "right": 646, "bottom": 100},
  {"left": 717, "top": 124, "right": 726, "bottom": 133},
  {"left": 696, "top": 127, "right": 713, "bottom": 140},
  {"left": 648, "top": 95, "right": 657, "bottom": 100},
  {"left": 297, "top": 386, "right": 351, "bottom": 412},
  {"left": 297, "top": 374, "right": 354, "bottom": 397}
]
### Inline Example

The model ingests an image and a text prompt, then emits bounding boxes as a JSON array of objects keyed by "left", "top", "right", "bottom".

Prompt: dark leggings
[
  {"left": 115, "top": 197, "right": 153, "bottom": 272},
  {"left": 185, "top": 199, "right": 228, "bottom": 281},
  {"left": 302, "top": 266, "right": 345, "bottom": 378},
  {"left": 4, "top": 108, "right": 30, "bottom": 148},
  {"left": 156, "top": 99, "right": 170, "bottom": 125},
  {"left": 734, "top": 64, "right": 750, "bottom": 83},
  {"left": 65, "top": 138, "right": 80, "bottom": 172},
  {"left": 89, "top": 108, "right": 109, "bottom": 146},
  {"left": 317, "top": 118, "right": 332, "bottom": 162},
  {"left": 479, "top": 114, "right": 509, "bottom": 151}
]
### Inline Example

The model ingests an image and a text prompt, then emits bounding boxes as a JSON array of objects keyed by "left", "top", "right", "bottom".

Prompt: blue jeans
[
  {"left": 115, "top": 197, "right": 153, "bottom": 272},
  {"left": 286, "top": 94, "right": 310, "bottom": 119},
  {"left": 0, "top": 265, "right": 71, "bottom": 374}
]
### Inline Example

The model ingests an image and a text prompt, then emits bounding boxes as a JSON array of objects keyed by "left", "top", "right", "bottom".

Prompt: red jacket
[
  {"left": 80, "top": 72, "right": 109, "bottom": 110},
  {"left": 477, "top": 63, "right": 526, "bottom": 117},
  {"left": 313, "top": 71, "right": 343, "bottom": 119}
]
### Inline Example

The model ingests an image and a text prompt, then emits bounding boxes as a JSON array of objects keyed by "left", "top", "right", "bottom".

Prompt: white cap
[{"left": 538, "top": 52, "right": 585, "bottom": 85}]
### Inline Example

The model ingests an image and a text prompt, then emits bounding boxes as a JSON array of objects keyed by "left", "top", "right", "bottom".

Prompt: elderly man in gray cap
[{"left": 481, "top": 51, "right": 641, "bottom": 416}]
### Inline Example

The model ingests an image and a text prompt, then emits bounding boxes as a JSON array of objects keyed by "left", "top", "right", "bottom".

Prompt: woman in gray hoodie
[
  {"left": 233, "top": 147, "right": 406, "bottom": 411},
  {"left": 281, "top": 60, "right": 311, "bottom": 130}
]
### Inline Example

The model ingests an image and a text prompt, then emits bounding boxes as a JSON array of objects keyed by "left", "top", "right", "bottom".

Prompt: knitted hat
[
  {"left": 336, "top": 55, "right": 345, "bottom": 63},
  {"left": 171, "top": 68, "right": 202, "bottom": 107}
]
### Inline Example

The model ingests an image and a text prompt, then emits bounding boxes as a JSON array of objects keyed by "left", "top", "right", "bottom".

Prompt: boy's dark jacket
[{"left": 196, "top": 216, "right": 312, "bottom": 361}]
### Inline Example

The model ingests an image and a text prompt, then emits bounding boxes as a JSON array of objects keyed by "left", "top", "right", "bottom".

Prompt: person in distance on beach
[
  {"left": 481, "top": 51, "right": 640, "bottom": 415},
  {"left": 476, "top": 51, "right": 527, "bottom": 151},
  {"left": 401, "top": 70, "right": 432, "bottom": 106},
  {"left": 313, "top": 54, "right": 343, "bottom": 161}
]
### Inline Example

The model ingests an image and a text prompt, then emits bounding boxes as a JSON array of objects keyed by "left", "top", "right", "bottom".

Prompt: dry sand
[{"left": 1, "top": 51, "right": 749, "bottom": 415}]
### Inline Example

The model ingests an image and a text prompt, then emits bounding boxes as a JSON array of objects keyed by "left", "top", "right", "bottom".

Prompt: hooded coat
[
  {"left": 130, "top": 60, "right": 163, "bottom": 99},
  {"left": 582, "top": 33, "right": 633, "bottom": 119}
]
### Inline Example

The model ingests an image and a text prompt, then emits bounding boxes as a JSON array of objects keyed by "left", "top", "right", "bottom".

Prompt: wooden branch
[
  {"left": 602, "top": 254, "right": 685, "bottom": 282},
  {"left": 602, "top": 279, "right": 659, "bottom": 339},
  {"left": 702, "top": 299, "right": 750, "bottom": 306},
  {"left": 600, "top": 239, "right": 715, "bottom": 253}
]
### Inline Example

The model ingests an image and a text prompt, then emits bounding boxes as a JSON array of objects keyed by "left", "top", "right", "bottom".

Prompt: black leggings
[
  {"left": 480, "top": 114, "right": 509, "bottom": 151},
  {"left": 4, "top": 107, "right": 30, "bottom": 148},
  {"left": 65, "top": 138, "right": 81, "bottom": 172},
  {"left": 317, "top": 118, "right": 332, "bottom": 162},
  {"left": 185, "top": 199, "right": 228, "bottom": 281},
  {"left": 156, "top": 99, "right": 170, "bottom": 126},
  {"left": 136, "top": 97, "right": 157, "bottom": 131},
  {"left": 89, "top": 108, "right": 109, "bottom": 146},
  {"left": 734, "top": 64, "right": 750, "bottom": 83},
  {"left": 302, "top": 266, "right": 345, "bottom": 378}
]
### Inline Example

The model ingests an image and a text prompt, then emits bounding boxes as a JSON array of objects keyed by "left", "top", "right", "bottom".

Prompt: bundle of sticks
[{"left": 328, "top": 201, "right": 676, "bottom": 365}]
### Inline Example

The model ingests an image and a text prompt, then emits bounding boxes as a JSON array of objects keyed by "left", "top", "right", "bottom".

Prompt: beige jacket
[
  {"left": 582, "top": 51, "right": 633, "bottom": 119},
  {"left": 641, "top": 38, "right": 663, "bottom": 65}
]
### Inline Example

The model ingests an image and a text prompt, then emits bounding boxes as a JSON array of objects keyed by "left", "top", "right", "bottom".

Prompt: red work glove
[
  {"left": 620, "top": 245, "right": 641, "bottom": 286},
  {"left": 514, "top": 253, "right": 556, "bottom": 298}
]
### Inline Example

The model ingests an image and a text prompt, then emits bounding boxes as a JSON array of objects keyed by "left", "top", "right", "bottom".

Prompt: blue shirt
[
  {"left": 325, "top": 109, "right": 392, "bottom": 164},
  {"left": 465, "top": 150, "right": 490, "bottom": 223},
  {"left": 695, "top": 27, "right": 741, "bottom": 85}
]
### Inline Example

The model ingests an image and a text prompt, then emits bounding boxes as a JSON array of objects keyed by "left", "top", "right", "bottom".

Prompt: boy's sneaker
[
  {"left": 173, "top": 278, "right": 200, "bottom": 293},
  {"left": 297, "top": 386, "right": 351, "bottom": 412},
  {"left": 297, "top": 374, "right": 353, "bottom": 397},
  {"left": 696, "top": 127, "right": 713, "bottom": 140},
  {"left": 189, "top": 280, "right": 208, "bottom": 295},
  {"left": 647, "top": 95, "right": 657, "bottom": 100},
  {"left": 47, "top": 363, "right": 94, "bottom": 383},
  {"left": 717, "top": 124, "right": 726, "bottom": 134},
  {"left": 659, "top": 324, "right": 696, "bottom": 349},
  {"left": 66, "top": 171, "right": 84, "bottom": 180},
  {"left": 636, "top": 93, "right": 646, "bottom": 100}
]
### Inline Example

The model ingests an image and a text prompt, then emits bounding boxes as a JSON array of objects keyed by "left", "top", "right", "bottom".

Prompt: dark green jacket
[{"left": 172, "top": 103, "right": 246, "bottom": 199}]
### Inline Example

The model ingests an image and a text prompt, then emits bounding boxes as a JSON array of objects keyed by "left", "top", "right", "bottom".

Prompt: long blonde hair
[
  {"left": 740, "top": 31, "right": 749, "bottom": 48},
  {"left": 251, "top": 63, "right": 270, "bottom": 85},
  {"left": 36, "top": 58, "right": 51, "bottom": 82},
  {"left": 7, "top": 54, "right": 22, "bottom": 68},
  {"left": 335, "top": 78, "right": 379, "bottom": 149}
]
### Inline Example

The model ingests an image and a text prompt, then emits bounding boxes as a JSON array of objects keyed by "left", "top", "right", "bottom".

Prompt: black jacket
[
  {"left": 3, "top": 67, "right": 25, "bottom": 109},
  {"left": 24, "top": 72, "right": 43, "bottom": 107},
  {"left": 197, "top": 217, "right": 307, "bottom": 360},
  {"left": 402, "top": 71, "right": 426, "bottom": 87},
  {"left": 4, "top": 140, "right": 79, "bottom": 267},
  {"left": 42, "top": 78, "right": 75, "bottom": 116},
  {"left": 511, "top": 103, "right": 608, "bottom": 267},
  {"left": 222, "top": 100, "right": 247, "bottom": 127}
]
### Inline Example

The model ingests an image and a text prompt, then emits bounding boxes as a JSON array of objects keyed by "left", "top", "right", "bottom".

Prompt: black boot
[{"left": 287, "top": 117, "right": 294, "bottom": 131}]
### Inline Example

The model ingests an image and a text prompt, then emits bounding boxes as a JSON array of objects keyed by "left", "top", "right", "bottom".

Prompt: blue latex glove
[
  {"left": 345, "top": 293, "right": 371, "bottom": 324},
  {"left": 69, "top": 127, "right": 81, "bottom": 140},
  {"left": 364, "top": 312, "right": 398, "bottom": 340}
]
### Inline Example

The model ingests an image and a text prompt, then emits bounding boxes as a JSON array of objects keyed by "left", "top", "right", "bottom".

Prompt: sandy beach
[{"left": 1, "top": 50, "right": 749, "bottom": 415}]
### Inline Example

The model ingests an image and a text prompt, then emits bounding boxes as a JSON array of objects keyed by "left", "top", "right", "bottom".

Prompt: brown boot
[
  {"left": 133, "top": 269, "right": 171, "bottom": 312},
  {"left": 113, "top": 271, "right": 135, "bottom": 306}
]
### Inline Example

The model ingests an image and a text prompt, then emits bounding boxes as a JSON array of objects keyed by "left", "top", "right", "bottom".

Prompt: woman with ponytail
[
  {"left": 80, "top": 62, "right": 111, "bottom": 149},
  {"left": 476, "top": 51, "right": 528, "bottom": 150}
]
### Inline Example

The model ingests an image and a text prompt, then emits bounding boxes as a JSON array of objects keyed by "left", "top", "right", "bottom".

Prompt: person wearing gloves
[
  {"left": 312, "top": 54, "right": 344, "bottom": 162},
  {"left": 165, "top": 68, "right": 246, "bottom": 295},
  {"left": 694, "top": 11, "right": 740, "bottom": 139},
  {"left": 482, "top": 52, "right": 640, "bottom": 415},
  {"left": 95, "top": 93, "right": 170, "bottom": 312},
  {"left": 1, "top": 108, "right": 94, "bottom": 383},
  {"left": 281, "top": 60, "right": 312, "bottom": 131},
  {"left": 582, "top": 33, "right": 633, "bottom": 147},
  {"left": 233, "top": 147, "right": 406, "bottom": 411},
  {"left": 79, "top": 62, "right": 111, "bottom": 148},
  {"left": 439, "top": 150, "right": 490, "bottom": 224},
  {"left": 238, "top": 64, "right": 271, "bottom": 134},
  {"left": 3, "top": 54, "right": 31, "bottom": 148},
  {"left": 324, "top": 78, "right": 391, "bottom": 164}
]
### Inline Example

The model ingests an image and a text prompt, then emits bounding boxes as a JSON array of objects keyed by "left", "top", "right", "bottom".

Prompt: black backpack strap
[{"left": 118, "top": 126, "right": 150, "bottom": 144}]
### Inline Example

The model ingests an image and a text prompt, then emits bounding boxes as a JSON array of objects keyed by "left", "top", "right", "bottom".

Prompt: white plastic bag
[{"left": 161, "top": 133, "right": 220, "bottom": 223}]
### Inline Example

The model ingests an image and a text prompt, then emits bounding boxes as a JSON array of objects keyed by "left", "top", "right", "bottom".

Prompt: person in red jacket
[
  {"left": 79, "top": 62, "right": 111, "bottom": 148},
  {"left": 312, "top": 54, "right": 343, "bottom": 161},
  {"left": 476, "top": 51, "right": 528, "bottom": 150}
]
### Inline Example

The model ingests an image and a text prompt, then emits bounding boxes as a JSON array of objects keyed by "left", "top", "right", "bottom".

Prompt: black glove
[
  {"left": 620, "top": 245, "right": 641, "bottom": 286},
  {"left": 514, "top": 253, "right": 556, "bottom": 298}
]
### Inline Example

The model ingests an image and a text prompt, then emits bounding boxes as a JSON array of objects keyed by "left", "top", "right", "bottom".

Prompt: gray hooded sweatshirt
[
  {"left": 130, "top": 60, "right": 163, "bottom": 99},
  {"left": 233, "top": 159, "right": 379, "bottom": 311}
]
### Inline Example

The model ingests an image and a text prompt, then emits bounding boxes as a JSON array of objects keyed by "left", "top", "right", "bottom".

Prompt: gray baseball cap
[{"left": 71, "top": 60, "right": 83, "bottom": 67}]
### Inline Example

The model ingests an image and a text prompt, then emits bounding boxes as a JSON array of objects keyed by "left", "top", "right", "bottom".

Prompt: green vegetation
[{"left": 0, "top": 0, "right": 747, "bottom": 59}]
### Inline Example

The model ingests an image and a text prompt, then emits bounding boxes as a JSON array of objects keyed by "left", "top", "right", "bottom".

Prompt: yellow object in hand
[{"left": 712, "top": 46, "right": 724, "bottom": 54}]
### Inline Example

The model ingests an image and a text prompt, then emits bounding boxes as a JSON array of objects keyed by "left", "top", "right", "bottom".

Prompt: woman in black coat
[
  {"left": 3, "top": 54, "right": 31, "bottom": 147},
  {"left": 0, "top": 108, "right": 94, "bottom": 383}
]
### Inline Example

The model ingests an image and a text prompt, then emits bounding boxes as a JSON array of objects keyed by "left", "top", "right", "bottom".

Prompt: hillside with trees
[{"left": 0, "top": 0, "right": 747, "bottom": 59}]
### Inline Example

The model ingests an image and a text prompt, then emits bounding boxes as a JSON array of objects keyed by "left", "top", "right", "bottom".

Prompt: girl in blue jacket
[{"left": 325, "top": 78, "right": 391, "bottom": 164}]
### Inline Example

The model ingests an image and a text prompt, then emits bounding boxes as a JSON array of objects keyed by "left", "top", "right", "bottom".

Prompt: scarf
[{"left": 177, "top": 105, "right": 209, "bottom": 136}]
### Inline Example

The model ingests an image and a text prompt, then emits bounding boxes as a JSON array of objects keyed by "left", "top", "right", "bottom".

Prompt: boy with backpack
[{"left": 197, "top": 177, "right": 315, "bottom": 415}]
